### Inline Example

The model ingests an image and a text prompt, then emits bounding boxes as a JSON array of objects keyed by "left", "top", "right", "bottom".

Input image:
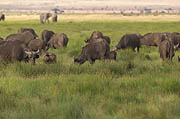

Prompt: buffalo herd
[
  {"left": 0, "top": 28, "right": 69, "bottom": 64},
  {"left": 0, "top": 26, "right": 180, "bottom": 65},
  {"left": 74, "top": 31, "right": 180, "bottom": 64}
]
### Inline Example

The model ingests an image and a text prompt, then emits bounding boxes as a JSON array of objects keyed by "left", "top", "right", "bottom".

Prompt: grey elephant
[{"left": 40, "top": 13, "right": 52, "bottom": 24}]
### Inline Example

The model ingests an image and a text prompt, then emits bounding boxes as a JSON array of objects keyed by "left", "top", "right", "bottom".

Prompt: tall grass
[{"left": 0, "top": 20, "right": 180, "bottom": 119}]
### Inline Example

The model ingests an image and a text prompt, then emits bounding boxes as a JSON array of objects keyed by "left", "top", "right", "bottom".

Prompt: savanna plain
[{"left": 0, "top": 14, "right": 180, "bottom": 119}]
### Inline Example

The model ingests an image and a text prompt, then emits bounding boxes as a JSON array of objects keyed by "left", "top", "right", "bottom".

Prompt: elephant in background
[{"left": 40, "top": 13, "right": 52, "bottom": 24}]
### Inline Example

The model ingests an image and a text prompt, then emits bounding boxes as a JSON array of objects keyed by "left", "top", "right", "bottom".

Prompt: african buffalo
[
  {"left": 28, "top": 39, "right": 47, "bottom": 53},
  {"left": 6, "top": 31, "right": 35, "bottom": 46},
  {"left": 18, "top": 28, "right": 38, "bottom": 39},
  {"left": 47, "top": 33, "right": 69, "bottom": 49},
  {"left": 85, "top": 31, "right": 111, "bottom": 45},
  {"left": 40, "top": 30, "right": 55, "bottom": 44},
  {"left": 159, "top": 39, "right": 179, "bottom": 61},
  {"left": 0, "top": 40, "right": 39, "bottom": 64},
  {"left": 74, "top": 40, "right": 110, "bottom": 64},
  {"left": 114, "top": 34, "right": 142, "bottom": 52},
  {"left": 52, "top": 14, "right": 58, "bottom": 22},
  {"left": 140, "top": 32, "right": 166, "bottom": 46},
  {"left": 43, "top": 52, "right": 56, "bottom": 64},
  {"left": 0, "top": 14, "right": 5, "bottom": 21},
  {"left": 40, "top": 13, "right": 52, "bottom": 24}
]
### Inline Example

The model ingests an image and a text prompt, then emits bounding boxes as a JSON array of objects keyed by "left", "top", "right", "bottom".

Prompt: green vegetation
[{"left": 0, "top": 21, "right": 180, "bottom": 119}]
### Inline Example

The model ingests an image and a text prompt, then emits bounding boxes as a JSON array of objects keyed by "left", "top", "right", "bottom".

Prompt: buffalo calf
[{"left": 43, "top": 52, "right": 56, "bottom": 64}]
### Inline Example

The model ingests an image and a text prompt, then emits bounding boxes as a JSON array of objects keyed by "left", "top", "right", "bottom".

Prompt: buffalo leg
[
  {"left": 137, "top": 46, "right": 140, "bottom": 52},
  {"left": 88, "top": 56, "right": 95, "bottom": 64},
  {"left": 132, "top": 47, "right": 136, "bottom": 52}
]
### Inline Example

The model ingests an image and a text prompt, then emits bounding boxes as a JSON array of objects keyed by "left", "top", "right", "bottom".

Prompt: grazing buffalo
[
  {"left": 47, "top": 33, "right": 69, "bottom": 49},
  {"left": 40, "top": 13, "right": 52, "bottom": 24},
  {"left": 114, "top": 34, "right": 142, "bottom": 52},
  {"left": 74, "top": 40, "right": 110, "bottom": 64},
  {"left": 85, "top": 31, "right": 111, "bottom": 45},
  {"left": 0, "top": 40, "right": 39, "bottom": 64},
  {"left": 0, "top": 14, "right": 5, "bottom": 21},
  {"left": 43, "top": 52, "right": 56, "bottom": 64},
  {"left": 28, "top": 39, "right": 47, "bottom": 53},
  {"left": 159, "top": 39, "right": 179, "bottom": 61},
  {"left": 40, "top": 30, "right": 55, "bottom": 44},
  {"left": 6, "top": 31, "right": 35, "bottom": 46},
  {"left": 140, "top": 32, "right": 166, "bottom": 46},
  {"left": 18, "top": 28, "right": 38, "bottom": 39},
  {"left": 52, "top": 14, "right": 58, "bottom": 22}
]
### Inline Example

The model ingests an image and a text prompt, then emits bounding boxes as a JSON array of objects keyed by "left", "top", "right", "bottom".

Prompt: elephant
[{"left": 40, "top": 13, "right": 52, "bottom": 24}]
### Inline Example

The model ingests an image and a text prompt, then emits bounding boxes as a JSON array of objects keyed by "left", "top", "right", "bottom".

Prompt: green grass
[{"left": 0, "top": 20, "right": 180, "bottom": 119}]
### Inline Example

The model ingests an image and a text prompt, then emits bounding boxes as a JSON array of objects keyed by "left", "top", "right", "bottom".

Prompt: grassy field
[{"left": 0, "top": 18, "right": 180, "bottom": 119}]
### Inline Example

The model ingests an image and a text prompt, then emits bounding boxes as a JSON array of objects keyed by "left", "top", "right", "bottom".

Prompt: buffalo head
[
  {"left": 74, "top": 46, "right": 87, "bottom": 64},
  {"left": 25, "top": 49, "right": 40, "bottom": 65}
]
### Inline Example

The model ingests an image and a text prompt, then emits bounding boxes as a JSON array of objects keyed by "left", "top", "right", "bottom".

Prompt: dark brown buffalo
[
  {"left": 43, "top": 52, "right": 56, "bottom": 64},
  {"left": 74, "top": 40, "right": 110, "bottom": 64},
  {"left": 0, "top": 14, "right": 5, "bottom": 21},
  {"left": 6, "top": 31, "right": 34, "bottom": 46},
  {"left": 159, "top": 39, "right": 179, "bottom": 61},
  {"left": 47, "top": 33, "right": 69, "bottom": 49},
  {"left": 114, "top": 34, "right": 141, "bottom": 52},
  {"left": 40, "top": 30, "right": 55, "bottom": 44},
  {"left": 0, "top": 40, "right": 39, "bottom": 64},
  {"left": 85, "top": 31, "right": 111, "bottom": 45},
  {"left": 140, "top": 32, "right": 166, "bottom": 46},
  {"left": 28, "top": 39, "right": 47, "bottom": 53},
  {"left": 18, "top": 28, "right": 38, "bottom": 39}
]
